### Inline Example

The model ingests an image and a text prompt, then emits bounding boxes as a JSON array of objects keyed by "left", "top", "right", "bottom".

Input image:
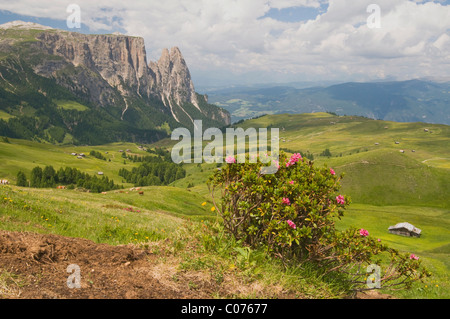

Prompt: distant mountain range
[
  {"left": 0, "top": 21, "right": 230, "bottom": 145},
  {"left": 206, "top": 79, "right": 450, "bottom": 125}
]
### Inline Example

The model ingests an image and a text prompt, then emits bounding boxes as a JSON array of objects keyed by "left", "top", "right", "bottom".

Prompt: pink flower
[
  {"left": 287, "top": 220, "right": 296, "bottom": 229},
  {"left": 289, "top": 181, "right": 295, "bottom": 185},
  {"left": 273, "top": 160, "right": 280, "bottom": 169},
  {"left": 282, "top": 197, "right": 291, "bottom": 205},
  {"left": 336, "top": 195, "right": 345, "bottom": 205},
  {"left": 286, "top": 153, "right": 302, "bottom": 167},
  {"left": 410, "top": 254, "right": 419, "bottom": 260},
  {"left": 225, "top": 156, "right": 236, "bottom": 164},
  {"left": 359, "top": 229, "right": 369, "bottom": 237},
  {"left": 330, "top": 168, "right": 336, "bottom": 175}
]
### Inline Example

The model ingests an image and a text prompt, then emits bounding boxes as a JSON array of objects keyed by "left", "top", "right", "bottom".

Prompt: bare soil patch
[
  {"left": 0, "top": 230, "right": 214, "bottom": 299},
  {"left": 0, "top": 230, "right": 392, "bottom": 299}
]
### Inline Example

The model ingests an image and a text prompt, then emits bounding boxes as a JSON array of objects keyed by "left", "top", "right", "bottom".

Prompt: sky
[{"left": 0, "top": 0, "right": 449, "bottom": 88}]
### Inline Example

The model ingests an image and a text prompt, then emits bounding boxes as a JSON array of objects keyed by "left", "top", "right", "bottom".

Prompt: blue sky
[
  {"left": 261, "top": 2, "right": 329, "bottom": 23},
  {"left": 1, "top": 1, "right": 449, "bottom": 87}
]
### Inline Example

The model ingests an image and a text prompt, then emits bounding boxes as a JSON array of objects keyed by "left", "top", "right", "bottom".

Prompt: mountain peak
[
  {"left": 170, "top": 46, "right": 182, "bottom": 57},
  {"left": 0, "top": 25, "right": 230, "bottom": 144},
  {"left": 0, "top": 20, "right": 54, "bottom": 30}
]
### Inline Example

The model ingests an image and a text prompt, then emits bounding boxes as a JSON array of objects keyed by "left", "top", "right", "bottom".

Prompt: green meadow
[
  {"left": 0, "top": 112, "right": 448, "bottom": 298},
  {"left": 55, "top": 99, "right": 90, "bottom": 112},
  {"left": 0, "top": 138, "right": 151, "bottom": 185},
  {"left": 0, "top": 110, "right": 14, "bottom": 121},
  {"left": 0, "top": 185, "right": 213, "bottom": 245}
]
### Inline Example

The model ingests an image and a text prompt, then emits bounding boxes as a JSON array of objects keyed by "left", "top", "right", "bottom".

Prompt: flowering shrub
[
  {"left": 208, "top": 151, "right": 349, "bottom": 259},
  {"left": 317, "top": 228, "right": 429, "bottom": 291},
  {"left": 208, "top": 151, "right": 430, "bottom": 291}
]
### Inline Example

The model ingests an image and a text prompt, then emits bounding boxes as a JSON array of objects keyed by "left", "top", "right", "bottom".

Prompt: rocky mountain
[{"left": 0, "top": 21, "right": 230, "bottom": 144}]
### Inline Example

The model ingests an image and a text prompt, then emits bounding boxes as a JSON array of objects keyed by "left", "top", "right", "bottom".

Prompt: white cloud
[
  {"left": 268, "top": 0, "right": 324, "bottom": 9},
  {"left": 0, "top": 0, "right": 449, "bottom": 84}
]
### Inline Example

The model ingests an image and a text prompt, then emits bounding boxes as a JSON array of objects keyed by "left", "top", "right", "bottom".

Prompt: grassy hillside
[
  {"left": 0, "top": 185, "right": 213, "bottom": 244},
  {"left": 234, "top": 113, "right": 450, "bottom": 207},
  {"left": 1, "top": 112, "right": 448, "bottom": 211},
  {"left": 0, "top": 112, "right": 448, "bottom": 298},
  {"left": 0, "top": 138, "right": 150, "bottom": 185},
  {"left": 230, "top": 113, "right": 449, "bottom": 298}
]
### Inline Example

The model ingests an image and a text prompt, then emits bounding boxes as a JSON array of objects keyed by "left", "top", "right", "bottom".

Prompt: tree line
[
  {"left": 118, "top": 162, "right": 186, "bottom": 187},
  {"left": 90, "top": 150, "right": 106, "bottom": 161},
  {"left": 122, "top": 147, "right": 172, "bottom": 163},
  {"left": 17, "top": 166, "right": 122, "bottom": 193}
]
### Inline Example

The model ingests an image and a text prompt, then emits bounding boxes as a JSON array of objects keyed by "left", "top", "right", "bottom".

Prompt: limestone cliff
[
  {"left": 0, "top": 21, "right": 230, "bottom": 133},
  {"left": 150, "top": 47, "right": 202, "bottom": 122}
]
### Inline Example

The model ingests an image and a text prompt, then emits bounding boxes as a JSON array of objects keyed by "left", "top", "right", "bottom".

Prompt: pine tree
[
  {"left": 41, "top": 165, "right": 56, "bottom": 188},
  {"left": 16, "top": 170, "right": 28, "bottom": 187},
  {"left": 30, "top": 166, "right": 43, "bottom": 188}
]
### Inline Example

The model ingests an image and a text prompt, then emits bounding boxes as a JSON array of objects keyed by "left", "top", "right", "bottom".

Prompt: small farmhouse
[
  {"left": 1, "top": 179, "right": 9, "bottom": 185},
  {"left": 388, "top": 222, "right": 421, "bottom": 238}
]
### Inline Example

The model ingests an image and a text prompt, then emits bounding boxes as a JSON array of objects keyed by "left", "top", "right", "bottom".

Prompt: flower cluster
[
  {"left": 225, "top": 156, "right": 236, "bottom": 164},
  {"left": 359, "top": 228, "right": 369, "bottom": 237},
  {"left": 336, "top": 195, "right": 345, "bottom": 205},
  {"left": 282, "top": 197, "right": 291, "bottom": 205},
  {"left": 273, "top": 160, "right": 280, "bottom": 169},
  {"left": 287, "top": 220, "right": 296, "bottom": 229},
  {"left": 285, "top": 153, "right": 302, "bottom": 167}
]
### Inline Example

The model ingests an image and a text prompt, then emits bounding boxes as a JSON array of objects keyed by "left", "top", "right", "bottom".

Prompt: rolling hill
[
  {"left": 1, "top": 112, "right": 448, "bottom": 207},
  {"left": 228, "top": 112, "right": 450, "bottom": 207},
  {"left": 0, "top": 112, "right": 449, "bottom": 298},
  {"left": 207, "top": 80, "right": 450, "bottom": 125}
]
